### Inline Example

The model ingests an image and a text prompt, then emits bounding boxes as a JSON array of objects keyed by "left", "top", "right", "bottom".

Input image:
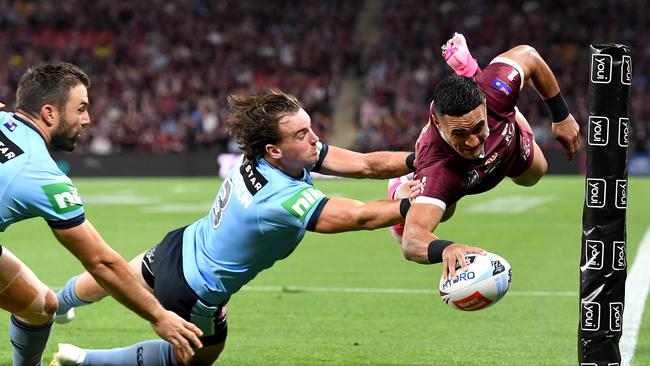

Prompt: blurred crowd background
[{"left": 0, "top": 0, "right": 646, "bottom": 157}]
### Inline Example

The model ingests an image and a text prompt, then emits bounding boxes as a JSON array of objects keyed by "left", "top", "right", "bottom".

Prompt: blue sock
[
  {"left": 82, "top": 340, "right": 178, "bottom": 366},
  {"left": 56, "top": 276, "right": 92, "bottom": 316},
  {"left": 9, "top": 315, "right": 52, "bottom": 366}
]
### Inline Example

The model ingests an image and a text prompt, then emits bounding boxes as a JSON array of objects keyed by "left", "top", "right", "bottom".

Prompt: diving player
[{"left": 52, "top": 89, "right": 419, "bottom": 366}]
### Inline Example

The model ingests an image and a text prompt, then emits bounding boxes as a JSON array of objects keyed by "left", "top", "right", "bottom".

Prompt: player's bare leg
[
  {"left": 0, "top": 247, "right": 57, "bottom": 365},
  {"left": 54, "top": 251, "right": 227, "bottom": 365}
]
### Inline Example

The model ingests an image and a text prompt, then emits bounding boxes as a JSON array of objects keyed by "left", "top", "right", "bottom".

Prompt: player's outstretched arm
[
  {"left": 313, "top": 187, "right": 422, "bottom": 234},
  {"left": 402, "top": 203, "right": 486, "bottom": 281},
  {"left": 52, "top": 220, "right": 203, "bottom": 359},
  {"left": 318, "top": 145, "right": 415, "bottom": 179},
  {"left": 497, "top": 45, "right": 580, "bottom": 160}
]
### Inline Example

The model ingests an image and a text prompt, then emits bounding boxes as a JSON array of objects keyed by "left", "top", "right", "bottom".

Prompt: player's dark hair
[
  {"left": 227, "top": 89, "right": 302, "bottom": 160},
  {"left": 16, "top": 63, "right": 90, "bottom": 116},
  {"left": 432, "top": 75, "right": 484, "bottom": 117}
]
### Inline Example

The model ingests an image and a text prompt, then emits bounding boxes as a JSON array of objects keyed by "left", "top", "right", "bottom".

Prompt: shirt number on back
[{"left": 212, "top": 178, "right": 233, "bottom": 228}]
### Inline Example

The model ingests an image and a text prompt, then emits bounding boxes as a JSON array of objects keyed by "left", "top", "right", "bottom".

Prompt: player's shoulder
[{"left": 476, "top": 57, "right": 525, "bottom": 92}]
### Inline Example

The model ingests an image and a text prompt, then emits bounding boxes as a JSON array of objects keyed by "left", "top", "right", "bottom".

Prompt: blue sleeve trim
[
  {"left": 47, "top": 213, "right": 85, "bottom": 230},
  {"left": 306, "top": 197, "right": 329, "bottom": 231},
  {"left": 312, "top": 143, "right": 329, "bottom": 172}
]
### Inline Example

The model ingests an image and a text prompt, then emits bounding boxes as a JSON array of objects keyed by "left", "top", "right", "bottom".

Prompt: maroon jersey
[{"left": 415, "top": 59, "right": 534, "bottom": 210}]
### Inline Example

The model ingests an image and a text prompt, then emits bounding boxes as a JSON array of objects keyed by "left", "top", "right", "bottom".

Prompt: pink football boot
[{"left": 441, "top": 32, "right": 480, "bottom": 77}]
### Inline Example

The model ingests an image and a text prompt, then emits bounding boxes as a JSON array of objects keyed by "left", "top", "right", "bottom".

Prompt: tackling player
[
  {"left": 0, "top": 63, "right": 203, "bottom": 366},
  {"left": 51, "top": 89, "right": 419, "bottom": 366},
  {"left": 394, "top": 34, "right": 580, "bottom": 281}
]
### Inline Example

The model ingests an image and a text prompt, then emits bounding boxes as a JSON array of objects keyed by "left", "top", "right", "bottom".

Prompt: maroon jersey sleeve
[{"left": 474, "top": 59, "right": 523, "bottom": 120}]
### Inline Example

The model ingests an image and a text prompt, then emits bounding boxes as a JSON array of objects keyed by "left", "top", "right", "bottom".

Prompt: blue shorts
[{"left": 142, "top": 226, "right": 228, "bottom": 345}]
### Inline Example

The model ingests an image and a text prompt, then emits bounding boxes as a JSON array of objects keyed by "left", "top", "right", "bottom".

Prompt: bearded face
[{"left": 50, "top": 84, "right": 90, "bottom": 152}]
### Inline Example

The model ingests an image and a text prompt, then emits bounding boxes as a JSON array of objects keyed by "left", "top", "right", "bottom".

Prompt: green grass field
[{"left": 1, "top": 176, "right": 649, "bottom": 365}]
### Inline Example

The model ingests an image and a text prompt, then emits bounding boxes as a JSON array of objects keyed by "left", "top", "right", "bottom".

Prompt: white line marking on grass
[
  {"left": 141, "top": 204, "right": 210, "bottom": 213},
  {"left": 242, "top": 285, "right": 574, "bottom": 297},
  {"left": 466, "top": 195, "right": 554, "bottom": 214},
  {"left": 621, "top": 226, "right": 650, "bottom": 366},
  {"left": 82, "top": 194, "right": 159, "bottom": 205}
]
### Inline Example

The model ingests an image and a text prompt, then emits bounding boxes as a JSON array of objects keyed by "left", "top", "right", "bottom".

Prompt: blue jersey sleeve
[
  {"left": 10, "top": 172, "right": 85, "bottom": 229},
  {"left": 263, "top": 183, "right": 328, "bottom": 232}
]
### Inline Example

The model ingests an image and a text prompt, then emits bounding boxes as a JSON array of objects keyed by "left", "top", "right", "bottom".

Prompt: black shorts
[{"left": 142, "top": 226, "right": 228, "bottom": 345}]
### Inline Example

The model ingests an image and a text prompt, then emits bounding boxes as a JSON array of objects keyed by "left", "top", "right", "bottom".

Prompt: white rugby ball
[{"left": 438, "top": 252, "right": 512, "bottom": 311}]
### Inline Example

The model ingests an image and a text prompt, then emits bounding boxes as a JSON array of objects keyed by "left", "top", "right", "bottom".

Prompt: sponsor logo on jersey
[
  {"left": 621, "top": 55, "right": 632, "bottom": 85},
  {"left": 282, "top": 187, "right": 325, "bottom": 222},
  {"left": 584, "top": 240, "right": 604, "bottom": 270},
  {"left": 586, "top": 178, "right": 606, "bottom": 208},
  {"left": 41, "top": 182, "right": 83, "bottom": 214},
  {"left": 610, "top": 302, "right": 623, "bottom": 332},
  {"left": 501, "top": 122, "right": 515, "bottom": 146},
  {"left": 467, "top": 169, "right": 480, "bottom": 189},
  {"left": 0, "top": 130, "right": 24, "bottom": 163},
  {"left": 581, "top": 301, "right": 601, "bottom": 331},
  {"left": 240, "top": 159, "right": 268, "bottom": 195},
  {"left": 3, "top": 120, "right": 17, "bottom": 132},
  {"left": 490, "top": 78, "right": 512, "bottom": 95},
  {"left": 484, "top": 152, "right": 502, "bottom": 175},
  {"left": 591, "top": 54, "right": 612, "bottom": 84},
  {"left": 588, "top": 116, "right": 609, "bottom": 146}
]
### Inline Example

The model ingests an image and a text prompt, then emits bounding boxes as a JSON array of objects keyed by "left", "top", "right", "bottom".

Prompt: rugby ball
[{"left": 438, "top": 252, "right": 512, "bottom": 311}]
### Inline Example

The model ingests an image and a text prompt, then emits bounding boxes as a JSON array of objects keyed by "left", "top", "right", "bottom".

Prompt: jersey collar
[{"left": 12, "top": 113, "right": 47, "bottom": 143}]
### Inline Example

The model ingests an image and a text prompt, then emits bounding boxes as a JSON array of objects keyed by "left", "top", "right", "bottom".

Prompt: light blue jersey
[
  {"left": 0, "top": 112, "right": 85, "bottom": 233},
  {"left": 183, "top": 146, "right": 330, "bottom": 305}
]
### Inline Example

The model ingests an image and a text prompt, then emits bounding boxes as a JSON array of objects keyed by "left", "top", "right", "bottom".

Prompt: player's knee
[
  {"left": 43, "top": 289, "right": 58, "bottom": 316},
  {"left": 14, "top": 287, "right": 57, "bottom": 324}
]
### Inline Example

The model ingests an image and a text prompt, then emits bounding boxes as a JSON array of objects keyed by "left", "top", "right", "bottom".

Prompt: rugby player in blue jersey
[
  {"left": 0, "top": 63, "right": 204, "bottom": 366},
  {"left": 52, "top": 89, "right": 419, "bottom": 366}
]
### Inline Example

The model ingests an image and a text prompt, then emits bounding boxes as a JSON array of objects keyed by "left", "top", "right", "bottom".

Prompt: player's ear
[
  {"left": 431, "top": 113, "right": 442, "bottom": 129},
  {"left": 265, "top": 143, "right": 282, "bottom": 159},
  {"left": 40, "top": 104, "right": 57, "bottom": 127}
]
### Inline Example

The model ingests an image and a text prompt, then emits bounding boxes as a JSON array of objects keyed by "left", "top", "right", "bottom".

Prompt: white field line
[
  {"left": 241, "top": 285, "right": 574, "bottom": 297},
  {"left": 621, "top": 226, "right": 650, "bottom": 366},
  {"left": 466, "top": 195, "right": 554, "bottom": 214}
]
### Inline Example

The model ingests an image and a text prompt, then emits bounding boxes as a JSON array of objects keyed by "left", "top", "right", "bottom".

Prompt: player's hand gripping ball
[{"left": 438, "top": 252, "right": 512, "bottom": 311}]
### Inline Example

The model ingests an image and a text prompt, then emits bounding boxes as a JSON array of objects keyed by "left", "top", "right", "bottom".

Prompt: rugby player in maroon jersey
[{"left": 391, "top": 34, "right": 580, "bottom": 281}]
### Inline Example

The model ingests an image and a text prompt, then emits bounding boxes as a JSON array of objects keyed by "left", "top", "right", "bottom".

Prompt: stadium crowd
[
  {"left": 0, "top": 0, "right": 360, "bottom": 154},
  {"left": 356, "top": 0, "right": 649, "bottom": 155},
  {"left": 0, "top": 0, "right": 647, "bottom": 155}
]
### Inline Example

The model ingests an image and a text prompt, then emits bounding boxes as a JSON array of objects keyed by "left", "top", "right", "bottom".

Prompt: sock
[
  {"left": 9, "top": 315, "right": 53, "bottom": 366},
  {"left": 56, "top": 276, "right": 92, "bottom": 316},
  {"left": 82, "top": 340, "right": 178, "bottom": 366}
]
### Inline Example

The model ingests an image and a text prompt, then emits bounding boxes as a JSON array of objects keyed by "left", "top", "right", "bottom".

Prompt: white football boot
[
  {"left": 54, "top": 308, "right": 76, "bottom": 324},
  {"left": 50, "top": 343, "right": 87, "bottom": 366}
]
